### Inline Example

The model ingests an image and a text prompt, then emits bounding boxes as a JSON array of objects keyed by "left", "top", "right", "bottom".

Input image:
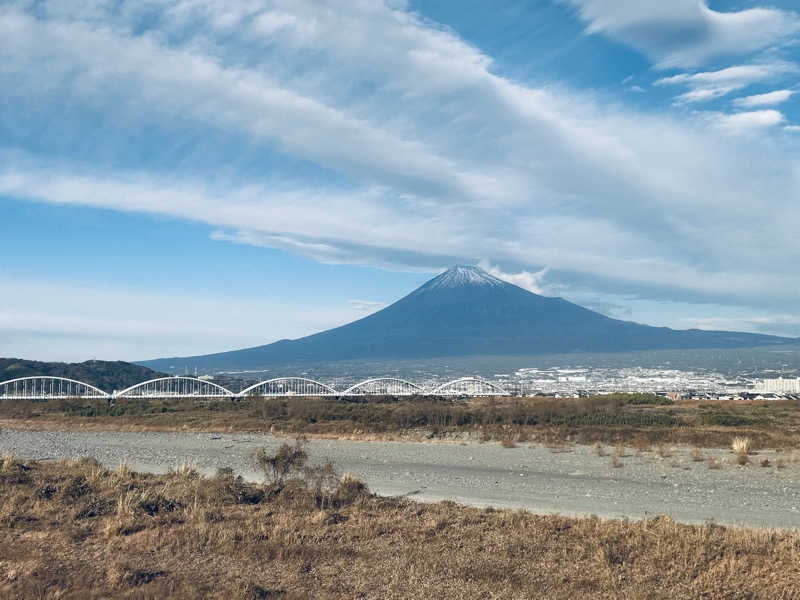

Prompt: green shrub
[{"left": 698, "top": 413, "right": 767, "bottom": 427}]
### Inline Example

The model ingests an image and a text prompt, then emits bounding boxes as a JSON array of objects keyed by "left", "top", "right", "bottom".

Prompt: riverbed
[{"left": 1, "top": 429, "right": 799, "bottom": 528}]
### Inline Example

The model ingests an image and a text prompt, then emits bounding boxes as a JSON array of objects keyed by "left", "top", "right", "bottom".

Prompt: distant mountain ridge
[
  {"left": 0, "top": 359, "right": 166, "bottom": 392},
  {"left": 138, "top": 266, "right": 797, "bottom": 372}
]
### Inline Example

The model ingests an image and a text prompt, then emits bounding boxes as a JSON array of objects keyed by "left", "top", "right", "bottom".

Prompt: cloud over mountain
[{"left": 1, "top": 0, "right": 799, "bottom": 359}]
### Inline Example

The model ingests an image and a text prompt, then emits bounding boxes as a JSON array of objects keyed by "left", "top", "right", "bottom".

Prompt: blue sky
[{"left": 1, "top": 0, "right": 799, "bottom": 361}]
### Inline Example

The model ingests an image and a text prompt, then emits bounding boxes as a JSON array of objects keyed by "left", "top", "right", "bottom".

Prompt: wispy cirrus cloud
[
  {"left": 0, "top": 0, "right": 799, "bottom": 354},
  {"left": 654, "top": 63, "right": 798, "bottom": 103},
  {"left": 734, "top": 89, "right": 795, "bottom": 108}
]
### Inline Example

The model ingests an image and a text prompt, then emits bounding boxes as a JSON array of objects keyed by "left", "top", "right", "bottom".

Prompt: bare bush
[
  {"left": 254, "top": 438, "right": 308, "bottom": 486},
  {"left": 252, "top": 440, "right": 369, "bottom": 511},
  {"left": 335, "top": 473, "right": 369, "bottom": 506}
]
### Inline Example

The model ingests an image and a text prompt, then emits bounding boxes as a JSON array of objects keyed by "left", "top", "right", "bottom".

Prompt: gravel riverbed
[{"left": 2, "top": 429, "right": 799, "bottom": 528}]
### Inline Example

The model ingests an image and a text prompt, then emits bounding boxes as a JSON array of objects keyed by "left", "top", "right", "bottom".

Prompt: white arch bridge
[{"left": 0, "top": 375, "right": 509, "bottom": 400}]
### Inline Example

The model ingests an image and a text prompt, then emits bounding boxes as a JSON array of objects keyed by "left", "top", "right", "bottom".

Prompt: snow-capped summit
[{"left": 415, "top": 265, "right": 505, "bottom": 291}]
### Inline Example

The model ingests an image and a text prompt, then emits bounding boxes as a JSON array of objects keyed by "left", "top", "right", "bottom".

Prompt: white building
[{"left": 757, "top": 377, "right": 800, "bottom": 394}]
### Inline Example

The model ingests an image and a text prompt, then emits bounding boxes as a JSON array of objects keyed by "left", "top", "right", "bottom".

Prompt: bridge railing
[
  {"left": 114, "top": 377, "right": 235, "bottom": 399},
  {"left": 340, "top": 377, "right": 424, "bottom": 396}
]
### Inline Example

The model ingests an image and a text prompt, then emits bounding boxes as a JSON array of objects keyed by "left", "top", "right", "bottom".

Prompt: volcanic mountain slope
[{"left": 139, "top": 266, "right": 796, "bottom": 372}]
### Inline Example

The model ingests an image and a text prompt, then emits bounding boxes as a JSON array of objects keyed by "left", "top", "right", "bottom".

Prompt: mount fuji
[{"left": 138, "top": 266, "right": 796, "bottom": 372}]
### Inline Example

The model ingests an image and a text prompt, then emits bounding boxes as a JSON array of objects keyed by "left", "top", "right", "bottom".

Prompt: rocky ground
[{"left": 1, "top": 429, "right": 799, "bottom": 528}]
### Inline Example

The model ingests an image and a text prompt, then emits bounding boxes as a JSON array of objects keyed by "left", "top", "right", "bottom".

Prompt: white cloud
[
  {"left": 655, "top": 63, "right": 797, "bottom": 104},
  {"left": 0, "top": 0, "right": 799, "bottom": 328},
  {"left": 563, "top": 0, "right": 800, "bottom": 68},
  {"left": 680, "top": 315, "right": 800, "bottom": 338},
  {"left": 347, "top": 300, "right": 388, "bottom": 315},
  {"left": 478, "top": 261, "right": 550, "bottom": 295},
  {"left": 712, "top": 109, "right": 785, "bottom": 133},
  {"left": 0, "top": 277, "right": 367, "bottom": 362},
  {"left": 674, "top": 87, "right": 736, "bottom": 104},
  {"left": 734, "top": 89, "right": 794, "bottom": 108}
]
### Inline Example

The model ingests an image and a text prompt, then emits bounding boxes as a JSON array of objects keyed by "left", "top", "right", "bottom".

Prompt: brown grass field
[
  {"left": 3, "top": 393, "right": 800, "bottom": 449},
  {"left": 2, "top": 445, "right": 800, "bottom": 599}
]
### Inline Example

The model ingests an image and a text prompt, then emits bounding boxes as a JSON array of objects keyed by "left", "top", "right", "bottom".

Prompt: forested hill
[{"left": 0, "top": 359, "right": 167, "bottom": 393}]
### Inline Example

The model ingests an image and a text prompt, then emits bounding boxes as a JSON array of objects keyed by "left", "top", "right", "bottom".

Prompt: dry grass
[
  {"left": 732, "top": 437, "right": 752, "bottom": 466},
  {"left": 732, "top": 436, "right": 752, "bottom": 456},
  {"left": 707, "top": 458, "right": 723, "bottom": 470},
  {"left": 116, "top": 460, "right": 132, "bottom": 479},
  {"left": 610, "top": 453, "right": 623, "bottom": 468},
  {"left": 690, "top": 448, "right": 705, "bottom": 462},
  {"left": 2, "top": 456, "right": 800, "bottom": 599}
]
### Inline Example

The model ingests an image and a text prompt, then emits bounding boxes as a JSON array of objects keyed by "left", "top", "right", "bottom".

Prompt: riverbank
[
  {"left": 1, "top": 453, "right": 799, "bottom": 599},
  {"left": 3, "top": 394, "right": 800, "bottom": 449}
]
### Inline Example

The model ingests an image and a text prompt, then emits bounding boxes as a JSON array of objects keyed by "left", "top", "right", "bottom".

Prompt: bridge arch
[
  {"left": 238, "top": 377, "right": 338, "bottom": 397},
  {"left": 114, "top": 377, "right": 234, "bottom": 399},
  {"left": 341, "top": 377, "right": 424, "bottom": 396},
  {"left": 430, "top": 377, "right": 509, "bottom": 397},
  {"left": 0, "top": 376, "right": 110, "bottom": 399}
]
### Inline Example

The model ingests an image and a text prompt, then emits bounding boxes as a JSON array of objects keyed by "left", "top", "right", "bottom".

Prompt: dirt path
[{"left": 2, "top": 429, "right": 799, "bottom": 528}]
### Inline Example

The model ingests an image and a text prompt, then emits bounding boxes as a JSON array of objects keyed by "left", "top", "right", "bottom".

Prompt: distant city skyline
[{"left": 1, "top": 0, "right": 799, "bottom": 361}]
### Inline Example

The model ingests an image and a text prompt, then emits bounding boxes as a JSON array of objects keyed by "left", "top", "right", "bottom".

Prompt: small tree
[
  {"left": 254, "top": 438, "right": 308, "bottom": 486},
  {"left": 254, "top": 437, "right": 369, "bottom": 509}
]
